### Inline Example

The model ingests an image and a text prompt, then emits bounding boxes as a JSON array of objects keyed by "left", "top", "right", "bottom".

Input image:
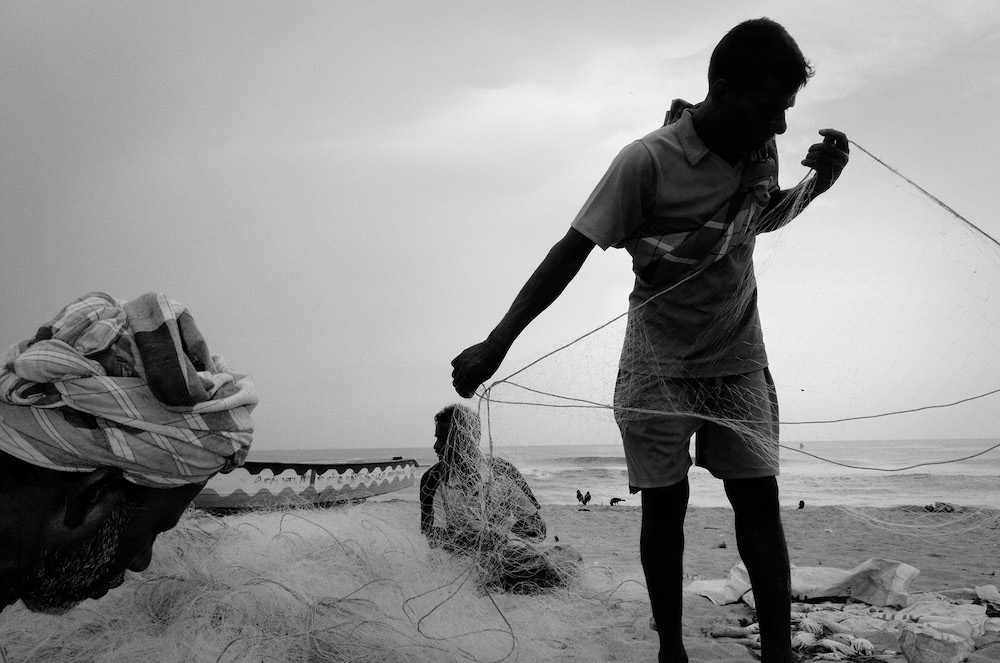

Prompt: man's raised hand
[
  {"left": 451, "top": 339, "right": 507, "bottom": 398},
  {"left": 802, "top": 128, "right": 850, "bottom": 193}
]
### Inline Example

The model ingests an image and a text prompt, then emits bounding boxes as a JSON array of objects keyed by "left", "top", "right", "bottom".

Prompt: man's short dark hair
[
  {"left": 708, "top": 17, "right": 813, "bottom": 94},
  {"left": 434, "top": 404, "right": 481, "bottom": 450},
  {"left": 434, "top": 405, "right": 456, "bottom": 427}
]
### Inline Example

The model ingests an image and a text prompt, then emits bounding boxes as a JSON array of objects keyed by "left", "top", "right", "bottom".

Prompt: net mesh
[
  {"left": 2, "top": 144, "right": 998, "bottom": 662},
  {"left": 431, "top": 404, "right": 583, "bottom": 594},
  {"left": 474, "top": 141, "right": 1000, "bottom": 536}
]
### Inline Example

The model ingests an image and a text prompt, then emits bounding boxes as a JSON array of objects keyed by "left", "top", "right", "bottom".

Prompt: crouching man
[
  {"left": 0, "top": 291, "right": 257, "bottom": 614},
  {"left": 420, "top": 404, "right": 580, "bottom": 593}
]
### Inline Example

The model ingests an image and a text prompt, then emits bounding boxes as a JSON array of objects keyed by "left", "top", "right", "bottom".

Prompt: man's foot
[{"left": 649, "top": 615, "right": 658, "bottom": 632}]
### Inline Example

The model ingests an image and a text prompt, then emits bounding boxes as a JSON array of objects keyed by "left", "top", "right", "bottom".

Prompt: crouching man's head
[
  {"left": 0, "top": 290, "right": 256, "bottom": 615},
  {"left": 0, "top": 452, "right": 206, "bottom": 615}
]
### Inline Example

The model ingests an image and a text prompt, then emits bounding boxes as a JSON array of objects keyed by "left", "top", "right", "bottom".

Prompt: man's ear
[
  {"left": 63, "top": 467, "right": 127, "bottom": 529},
  {"left": 709, "top": 78, "right": 732, "bottom": 106}
]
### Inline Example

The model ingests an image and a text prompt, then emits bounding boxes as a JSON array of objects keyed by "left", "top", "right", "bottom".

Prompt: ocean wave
[
  {"left": 545, "top": 455, "right": 627, "bottom": 467},
  {"left": 524, "top": 467, "right": 627, "bottom": 481}
]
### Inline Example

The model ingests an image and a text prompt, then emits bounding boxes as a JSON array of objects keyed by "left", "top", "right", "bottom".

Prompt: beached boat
[{"left": 193, "top": 456, "right": 419, "bottom": 511}]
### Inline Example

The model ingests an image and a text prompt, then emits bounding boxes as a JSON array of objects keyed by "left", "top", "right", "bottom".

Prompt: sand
[
  {"left": 540, "top": 502, "right": 1000, "bottom": 662},
  {"left": 444, "top": 501, "right": 1000, "bottom": 662},
  {"left": 3, "top": 500, "right": 1000, "bottom": 663}
]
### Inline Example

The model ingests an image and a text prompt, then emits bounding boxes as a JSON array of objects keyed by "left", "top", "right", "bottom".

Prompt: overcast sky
[{"left": 3, "top": 1, "right": 999, "bottom": 453}]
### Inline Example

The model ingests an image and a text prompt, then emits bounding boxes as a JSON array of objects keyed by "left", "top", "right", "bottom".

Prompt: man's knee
[
  {"left": 640, "top": 478, "right": 690, "bottom": 531},
  {"left": 724, "top": 475, "right": 779, "bottom": 512},
  {"left": 641, "top": 478, "right": 690, "bottom": 506}
]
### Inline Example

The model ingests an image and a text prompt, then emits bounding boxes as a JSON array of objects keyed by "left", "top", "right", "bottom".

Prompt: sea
[{"left": 252, "top": 437, "right": 1000, "bottom": 510}]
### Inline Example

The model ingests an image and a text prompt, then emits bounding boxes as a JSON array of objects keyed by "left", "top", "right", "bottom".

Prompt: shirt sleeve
[{"left": 571, "top": 140, "right": 657, "bottom": 250}]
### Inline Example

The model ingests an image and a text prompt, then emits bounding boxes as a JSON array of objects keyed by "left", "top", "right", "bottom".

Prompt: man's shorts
[{"left": 614, "top": 368, "right": 779, "bottom": 492}]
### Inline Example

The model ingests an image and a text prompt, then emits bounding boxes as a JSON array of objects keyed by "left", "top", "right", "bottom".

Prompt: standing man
[{"left": 451, "top": 18, "right": 849, "bottom": 663}]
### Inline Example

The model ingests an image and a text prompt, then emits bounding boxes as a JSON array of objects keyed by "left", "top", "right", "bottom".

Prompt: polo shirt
[{"left": 571, "top": 110, "right": 776, "bottom": 377}]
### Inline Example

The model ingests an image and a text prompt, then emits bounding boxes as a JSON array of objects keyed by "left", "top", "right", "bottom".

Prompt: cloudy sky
[{"left": 3, "top": 1, "right": 999, "bottom": 453}]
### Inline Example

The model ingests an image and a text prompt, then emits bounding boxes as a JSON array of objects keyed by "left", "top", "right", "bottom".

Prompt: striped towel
[
  {"left": 0, "top": 292, "right": 256, "bottom": 487},
  {"left": 632, "top": 111, "right": 780, "bottom": 287}
]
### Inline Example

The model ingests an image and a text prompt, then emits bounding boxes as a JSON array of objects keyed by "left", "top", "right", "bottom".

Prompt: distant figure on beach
[
  {"left": 798, "top": 500, "right": 805, "bottom": 509},
  {"left": 421, "top": 404, "right": 544, "bottom": 546},
  {"left": 420, "top": 404, "right": 581, "bottom": 592},
  {"left": 450, "top": 18, "right": 849, "bottom": 662},
  {"left": 0, "top": 292, "right": 257, "bottom": 615},
  {"left": 610, "top": 497, "right": 625, "bottom": 506}
]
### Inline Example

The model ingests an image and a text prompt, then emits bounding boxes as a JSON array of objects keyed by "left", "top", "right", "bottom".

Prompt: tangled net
[
  {"left": 429, "top": 404, "right": 583, "bottom": 595},
  {"left": 0, "top": 504, "right": 631, "bottom": 663},
  {"left": 474, "top": 140, "right": 1000, "bottom": 538}
]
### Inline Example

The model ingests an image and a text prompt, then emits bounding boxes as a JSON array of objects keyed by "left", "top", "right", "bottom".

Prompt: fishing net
[
  {"left": 3, "top": 144, "right": 996, "bottom": 663},
  {"left": 471, "top": 139, "right": 1000, "bottom": 536},
  {"left": 430, "top": 404, "right": 583, "bottom": 594},
  {"left": 0, "top": 504, "right": 637, "bottom": 663}
]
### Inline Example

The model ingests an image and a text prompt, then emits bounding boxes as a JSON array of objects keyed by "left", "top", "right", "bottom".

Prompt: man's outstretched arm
[{"left": 451, "top": 228, "right": 596, "bottom": 398}]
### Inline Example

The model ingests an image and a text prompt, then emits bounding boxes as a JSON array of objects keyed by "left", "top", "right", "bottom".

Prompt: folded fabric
[
  {"left": 0, "top": 292, "right": 256, "bottom": 487},
  {"left": 897, "top": 599, "right": 989, "bottom": 641},
  {"left": 687, "top": 558, "right": 920, "bottom": 608}
]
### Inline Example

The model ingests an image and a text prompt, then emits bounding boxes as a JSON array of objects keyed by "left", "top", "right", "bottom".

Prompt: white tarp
[{"left": 686, "top": 558, "right": 920, "bottom": 608}]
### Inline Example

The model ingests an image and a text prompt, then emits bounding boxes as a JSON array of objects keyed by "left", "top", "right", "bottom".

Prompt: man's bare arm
[
  {"left": 419, "top": 463, "right": 443, "bottom": 534},
  {"left": 451, "top": 228, "right": 596, "bottom": 398}
]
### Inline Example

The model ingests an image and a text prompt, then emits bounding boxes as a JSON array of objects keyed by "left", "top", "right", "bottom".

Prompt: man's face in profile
[
  {"left": 18, "top": 481, "right": 202, "bottom": 615},
  {"left": 434, "top": 416, "right": 450, "bottom": 459},
  {"left": 19, "top": 502, "right": 134, "bottom": 614},
  {"left": 718, "top": 75, "right": 796, "bottom": 154}
]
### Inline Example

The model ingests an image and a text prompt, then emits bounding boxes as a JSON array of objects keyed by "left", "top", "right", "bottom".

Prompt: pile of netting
[
  {"left": 0, "top": 505, "right": 634, "bottom": 663},
  {"left": 430, "top": 405, "right": 583, "bottom": 594}
]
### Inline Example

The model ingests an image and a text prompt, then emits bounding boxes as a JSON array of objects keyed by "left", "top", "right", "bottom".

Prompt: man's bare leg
[
  {"left": 724, "top": 476, "right": 793, "bottom": 663},
  {"left": 641, "top": 478, "right": 690, "bottom": 663}
]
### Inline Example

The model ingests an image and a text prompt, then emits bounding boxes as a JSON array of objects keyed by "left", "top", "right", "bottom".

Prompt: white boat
[{"left": 193, "top": 456, "right": 419, "bottom": 511}]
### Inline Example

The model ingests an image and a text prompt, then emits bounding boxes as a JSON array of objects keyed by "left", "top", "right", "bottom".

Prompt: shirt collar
[{"left": 675, "top": 109, "right": 713, "bottom": 166}]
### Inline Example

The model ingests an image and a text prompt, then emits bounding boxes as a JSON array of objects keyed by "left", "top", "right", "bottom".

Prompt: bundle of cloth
[{"left": 0, "top": 292, "right": 257, "bottom": 487}]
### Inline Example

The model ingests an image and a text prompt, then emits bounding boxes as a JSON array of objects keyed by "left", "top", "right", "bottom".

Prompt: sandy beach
[{"left": 3, "top": 500, "right": 1000, "bottom": 663}]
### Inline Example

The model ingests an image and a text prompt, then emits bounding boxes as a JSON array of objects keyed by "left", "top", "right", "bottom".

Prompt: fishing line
[
  {"left": 781, "top": 438, "right": 1000, "bottom": 473},
  {"left": 474, "top": 139, "right": 1000, "bottom": 474},
  {"left": 850, "top": 141, "right": 1000, "bottom": 249}
]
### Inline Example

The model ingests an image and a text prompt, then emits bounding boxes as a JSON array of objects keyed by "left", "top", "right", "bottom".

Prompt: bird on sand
[{"left": 609, "top": 497, "right": 625, "bottom": 506}]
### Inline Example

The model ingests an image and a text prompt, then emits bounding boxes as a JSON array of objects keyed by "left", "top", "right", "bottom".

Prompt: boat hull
[{"left": 193, "top": 458, "right": 419, "bottom": 511}]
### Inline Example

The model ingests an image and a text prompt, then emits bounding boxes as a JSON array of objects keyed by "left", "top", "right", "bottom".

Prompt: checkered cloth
[
  {"left": 0, "top": 292, "right": 256, "bottom": 487},
  {"left": 633, "top": 139, "right": 780, "bottom": 287}
]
